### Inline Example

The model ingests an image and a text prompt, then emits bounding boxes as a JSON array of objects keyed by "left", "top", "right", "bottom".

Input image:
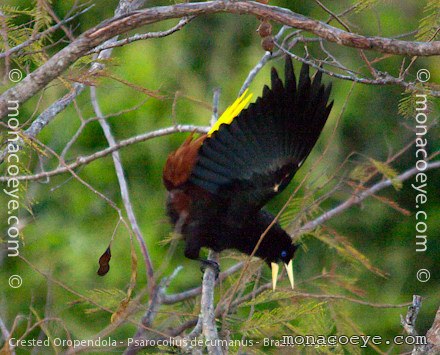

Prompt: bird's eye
[{"left": 281, "top": 250, "right": 287, "bottom": 258}]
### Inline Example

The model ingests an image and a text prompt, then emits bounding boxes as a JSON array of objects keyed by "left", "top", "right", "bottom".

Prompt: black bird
[{"left": 163, "top": 57, "right": 333, "bottom": 289}]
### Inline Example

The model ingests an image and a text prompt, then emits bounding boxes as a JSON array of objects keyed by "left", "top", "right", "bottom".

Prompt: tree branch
[
  {"left": 400, "top": 295, "right": 440, "bottom": 354},
  {"left": 401, "top": 295, "right": 422, "bottom": 336},
  {"left": 162, "top": 262, "right": 243, "bottom": 305},
  {"left": 426, "top": 307, "right": 440, "bottom": 354},
  {"left": 91, "top": 86, "right": 155, "bottom": 294},
  {"left": 0, "top": 125, "right": 209, "bottom": 182},
  {"left": 88, "top": 16, "right": 194, "bottom": 54},
  {"left": 0, "top": 0, "right": 148, "bottom": 164},
  {"left": 0, "top": 316, "right": 14, "bottom": 355},
  {"left": 277, "top": 45, "right": 440, "bottom": 96},
  {"left": 2, "top": 1, "right": 439, "bottom": 119},
  {"left": 124, "top": 267, "right": 182, "bottom": 355},
  {"left": 0, "top": 5, "right": 94, "bottom": 60},
  {"left": 200, "top": 251, "right": 222, "bottom": 355},
  {"left": 297, "top": 160, "right": 440, "bottom": 235}
]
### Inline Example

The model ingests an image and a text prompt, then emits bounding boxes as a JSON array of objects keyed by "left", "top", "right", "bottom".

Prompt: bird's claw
[{"left": 200, "top": 259, "right": 220, "bottom": 280}]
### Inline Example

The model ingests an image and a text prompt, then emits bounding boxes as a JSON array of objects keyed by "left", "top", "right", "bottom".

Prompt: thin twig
[
  {"left": 162, "top": 262, "right": 243, "bottom": 305},
  {"left": 238, "top": 25, "right": 288, "bottom": 95},
  {"left": 234, "top": 286, "right": 414, "bottom": 309},
  {"left": 298, "top": 160, "right": 440, "bottom": 234},
  {"left": 277, "top": 45, "right": 440, "bottom": 96},
  {"left": 0, "top": 5, "right": 93, "bottom": 60},
  {"left": 91, "top": 86, "right": 155, "bottom": 294},
  {"left": 124, "top": 267, "right": 182, "bottom": 355},
  {"left": 0, "top": 125, "right": 209, "bottom": 182},
  {"left": 0, "top": 316, "right": 14, "bottom": 355},
  {"left": 88, "top": 17, "right": 194, "bottom": 54}
]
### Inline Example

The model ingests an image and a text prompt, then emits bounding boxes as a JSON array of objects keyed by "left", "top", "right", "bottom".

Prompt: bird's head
[{"left": 255, "top": 226, "right": 298, "bottom": 291}]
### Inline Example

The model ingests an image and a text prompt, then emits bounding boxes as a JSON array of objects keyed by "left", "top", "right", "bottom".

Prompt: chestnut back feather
[{"left": 163, "top": 133, "right": 206, "bottom": 190}]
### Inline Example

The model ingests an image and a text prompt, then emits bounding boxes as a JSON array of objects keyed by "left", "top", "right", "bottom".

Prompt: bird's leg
[
  {"left": 183, "top": 225, "right": 220, "bottom": 279},
  {"left": 198, "top": 258, "right": 220, "bottom": 280}
]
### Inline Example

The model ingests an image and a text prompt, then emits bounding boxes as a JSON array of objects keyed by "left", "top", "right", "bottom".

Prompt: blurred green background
[{"left": 0, "top": 0, "right": 439, "bottom": 353}]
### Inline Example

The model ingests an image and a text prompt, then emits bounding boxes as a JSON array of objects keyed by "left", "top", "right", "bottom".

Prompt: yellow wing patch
[{"left": 208, "top": 89, "right": 253, "bottom": 137}]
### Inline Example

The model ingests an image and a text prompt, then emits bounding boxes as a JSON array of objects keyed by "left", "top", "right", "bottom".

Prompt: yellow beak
[
  {"left": 285, "top": 259, "right": 294, "bottom": 289},
  {"left": 271, "top": 260, "right": 294, "bottom": 291},
  {"left": 271, "top": 262, "right": 279, "bottom": 291}
]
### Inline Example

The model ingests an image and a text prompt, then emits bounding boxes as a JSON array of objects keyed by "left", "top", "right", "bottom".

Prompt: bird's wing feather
[{"left": 189, "top": 57, "right": 333, "bottom": 215}]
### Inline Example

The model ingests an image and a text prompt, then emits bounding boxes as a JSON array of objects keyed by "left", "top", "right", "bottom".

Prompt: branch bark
[
  {"left": 0, "top": 0, "right": 148, "bottom": 164},
  {"left": 426, "top": 307, "right": 440, "bottom": 354},
  {"left": 297, "top": 160, "right": 440, "bottom": 235},
  {"left": 0, "top": 125, "right": 209, "bottom": 182},
  {"left": 91, "top": 86, "right": 155, "bottom": 294},
  {"left": 200, "top": 251, "right": 222, "bottom": 355},
  {"left": 1, "top": 1, "right": 439, "bottom": 119},
  {"left": 401, "top": 295, "right": 440, "bottom": 355}
]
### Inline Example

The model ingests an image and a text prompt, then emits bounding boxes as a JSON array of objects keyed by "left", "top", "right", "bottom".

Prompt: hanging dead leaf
[{"left": 97, "top": 246, "right": 111, "bottom": 276}]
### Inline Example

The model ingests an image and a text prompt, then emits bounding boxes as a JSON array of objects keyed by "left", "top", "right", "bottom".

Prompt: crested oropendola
[{"left": 163, "top": 57, "right": 333, "bottom": 290}]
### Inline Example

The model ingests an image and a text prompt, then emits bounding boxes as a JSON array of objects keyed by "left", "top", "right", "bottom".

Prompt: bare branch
[
  {"left": 401, "top": 295, "right": 422, "bottom": 336},
  {"left": 91, "top": 86, "right": 155, "bottom": 293},
  {"left": 2, "top": 1, "right": 439, "bottom": 119},
  {"left": 238, "top": 25, "right": 289, "bottom": 95},
  {"left": 0, "top": 316, "right": 14, "bottom": 355},
  {"left": 0, "top": 5, "right": 94, "bottom": 60},
  {"left": 297, "top": 160, "right": 440, "bottom": 235},
  {"left": 162, "top": 262, "right": 243, "bottom": 305},
  {"left": 0, "top": 125, "right": 209, "bottom": 182},
  {"left": 200, "top": 251, "right": 222, "bottom": 355},
  {"left": 88, "top": 17, "right": 194, "bottom": 54},
  {"left": 426, "top": 307, "right": 440, "bottom": 354},
  {"left": 124, "top": 267, "right": 182, "bottom": 355},
  {"left": 278, "top": 45, "right": 440, "bottom": 96},
  {"left": 400, "top": 295, "right": 439, "bottom": 354}
]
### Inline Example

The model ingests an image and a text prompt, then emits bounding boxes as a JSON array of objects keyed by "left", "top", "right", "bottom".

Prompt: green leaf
[
  {"left": 75, "top": 288, "right": 129, "bottom": 314},
  {"left": 369, "top": 158, "right": 402, "bottom": 190},
  {"left": 239, "top": 301, "right": 326, "bottom": 338},
  {"left": 312, "top": 228, "right": 387, "bottom": 277},
  {"left": 353, "top": 0, "right": 379, "bottom": 13},
  {"left": 416, "top": 0, "right": 440, "bottom": 41}
]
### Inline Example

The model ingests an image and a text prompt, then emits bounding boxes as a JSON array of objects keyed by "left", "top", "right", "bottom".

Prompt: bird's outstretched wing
[{"left": 189, "top": 57, "right": 333, "bottom": 216}]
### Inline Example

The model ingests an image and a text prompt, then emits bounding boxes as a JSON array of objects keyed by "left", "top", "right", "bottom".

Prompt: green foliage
[
  {"left": 416, "top": 0, "right": 440, "bottom": 41},
  {"left": 398, "top": 89, "right": 433, "bottom": 119},
  {"left": 369, "top": 158, "right": 402, "bottom": 190},
  {"left": 310, "top": 228, "right": 387, "bottom": 277},
  {"left": 78, "top": 288, "right": 129, "bottom": 314},
  {"left": 241, "top": 290, "right": 298, "bottom": 307},
  {"left": 279, "top": 194, "right": 316, "bottom": 230},
  {"left": 349, "top": 164, "right": 371, "bottom": 183},
  {"left": 238, "top": 300, "right": 326, "bottom": 338},
  {"left": 0, "top": 1, "right": 55, "bottom": 69},
  {"left": 349, "top": 158, "right": 402, "bottom": 190},
  {"left": 352, "top": 0, "right": 380, "bottom": 13},
  {"left": 0, "top": 1, "right": 439, "bottom": 354}
]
